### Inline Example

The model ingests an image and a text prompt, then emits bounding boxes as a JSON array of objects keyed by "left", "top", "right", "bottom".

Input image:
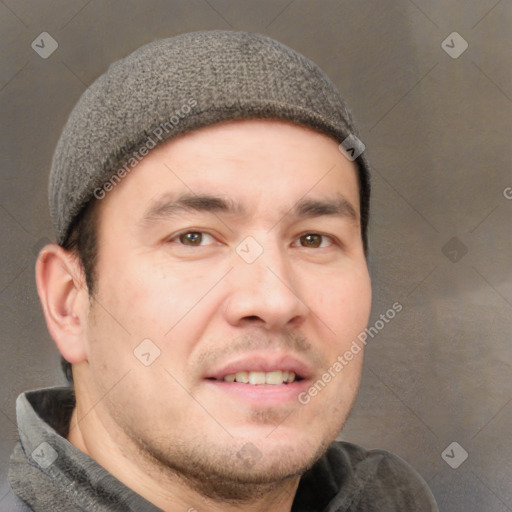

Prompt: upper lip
[{"left": 204, "top": 352, "right": 315, "bottom": 381}]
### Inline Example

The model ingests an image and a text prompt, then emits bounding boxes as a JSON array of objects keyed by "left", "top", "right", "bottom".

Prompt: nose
[{"left": 223, "top": 239, "right": 310, "bottom": 331}]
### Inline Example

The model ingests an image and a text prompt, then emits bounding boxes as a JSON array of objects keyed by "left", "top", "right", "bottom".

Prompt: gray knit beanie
[{"left": 49, "top": 29, "right": 370, "bottom": 248}]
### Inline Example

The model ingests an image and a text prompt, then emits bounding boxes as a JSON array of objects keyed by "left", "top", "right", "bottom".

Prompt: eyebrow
[{"left": 139, "top": 192, "right": 359, "bottom": 227}]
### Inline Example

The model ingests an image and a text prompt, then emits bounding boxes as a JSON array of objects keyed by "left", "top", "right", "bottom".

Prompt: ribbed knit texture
[{"left": 48, "top": 30, "right": 370, "bottom": 245}]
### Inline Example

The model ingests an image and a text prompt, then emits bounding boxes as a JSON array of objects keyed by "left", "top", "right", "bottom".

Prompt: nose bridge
[
  {"left": 225, "top": 232, "right": 308, "bottom": 329},
  {"left": 238, "top": 232, "right": 291, "bottom": 287}
]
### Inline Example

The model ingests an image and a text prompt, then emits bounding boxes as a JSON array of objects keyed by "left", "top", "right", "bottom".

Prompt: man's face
[{"left": 79, "top": 119, "right": 371, "bottom": 489}]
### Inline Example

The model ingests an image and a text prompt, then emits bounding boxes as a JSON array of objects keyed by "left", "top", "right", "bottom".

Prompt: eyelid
[
  {"left": 293, "top": 232, "right": 338, "bottom": 248},
  {"left": 167, "top": 230, "right": 341, "bottom": 249},
  {"left": 166, "top": 229, "right": 342, "bottom": 250},
  {"left": 167, "top": 230, "right": 217, "bottom": 246}
]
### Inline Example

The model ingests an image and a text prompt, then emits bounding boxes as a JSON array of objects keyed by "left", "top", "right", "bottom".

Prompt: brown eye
[
  {"left": 299, "top": 234, "right": 326, "bottom": 248},
  {"left": 179, "top": 232, "right": 203, "bottom": 245}
]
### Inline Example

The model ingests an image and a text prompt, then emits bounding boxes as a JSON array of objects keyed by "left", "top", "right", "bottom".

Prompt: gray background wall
[{"left": 1, "top": 1, "right": 511, "bottom": 510}]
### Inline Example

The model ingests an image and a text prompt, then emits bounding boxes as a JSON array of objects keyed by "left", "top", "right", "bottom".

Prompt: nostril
[{"left": 243, "top": 315, "right": 262, "bottom": 322}]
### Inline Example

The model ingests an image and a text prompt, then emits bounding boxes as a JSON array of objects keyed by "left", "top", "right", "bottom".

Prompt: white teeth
[
  {"left": 235, "top": 372, "right": 249, "bottom": 383},
  {"left": 223, "top": 370, "right": 297, "bottom": 385},
  {"left": 249, "top": 372, "right": 266, "bottom": 385},
  {"left": 285, "top": 371, "right": 295, "bottom": 383},
  {"left": 265, "top": 371, "right": 283, "bottom": 385}
]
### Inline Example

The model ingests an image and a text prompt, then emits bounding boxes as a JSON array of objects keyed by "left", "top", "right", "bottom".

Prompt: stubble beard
[{"left": 132, "top": 429, "right": 333, "bottom": 504}]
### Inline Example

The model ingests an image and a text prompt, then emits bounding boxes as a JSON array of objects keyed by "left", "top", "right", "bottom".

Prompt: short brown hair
[{"left": 59, "top": 198, "right": 100, "bottom": 383}]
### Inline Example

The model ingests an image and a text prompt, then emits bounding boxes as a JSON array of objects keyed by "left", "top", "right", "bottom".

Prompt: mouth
[
  {"left": 207, "top": 370, "right": 304, "bottom": 385},
  {"left": 205, "top": 352, "right": 313, "bottom": 383},
  {"left": 202, "top": 353, "right": 313, "bottom": 404}
]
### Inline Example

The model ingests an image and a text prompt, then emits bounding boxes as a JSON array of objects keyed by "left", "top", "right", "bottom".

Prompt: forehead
[{"left": 96, "top": 119, "right": 360, "bottom": 224}]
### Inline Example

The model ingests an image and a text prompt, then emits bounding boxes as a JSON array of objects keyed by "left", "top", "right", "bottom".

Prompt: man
[{"left": 6, "top": 30, "right": 438, "bottom": 511}]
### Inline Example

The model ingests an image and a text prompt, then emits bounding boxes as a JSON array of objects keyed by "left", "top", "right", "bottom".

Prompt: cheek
[
  {"left": 309, "top": 264, "right": 372, "bottom": 343},
  {"left": 309, "top": 267, "right": 369, "bottom": 408},
  {"left": 91, "top": 257, "right": 218, "bottom": 363},
  {"left": 94, "top": 257, "right": 175, "bottom": 333}
]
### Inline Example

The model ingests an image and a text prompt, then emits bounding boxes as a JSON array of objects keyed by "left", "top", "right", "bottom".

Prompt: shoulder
[
  {"left": 3, "top": 454, "right": 34, "bottom": 512},
  {"left": 326, "top": 441, "right": 439, "bottom": 511},
  {"left": 0, "top": 483, "right": 34, "bottom": 512}
]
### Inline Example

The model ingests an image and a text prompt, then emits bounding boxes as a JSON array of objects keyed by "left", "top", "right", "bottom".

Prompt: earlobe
[{"left": 35, "top": 244, "right": 89, "bottom": 364}]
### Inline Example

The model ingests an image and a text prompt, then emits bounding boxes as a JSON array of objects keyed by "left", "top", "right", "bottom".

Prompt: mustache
[{"left": 194, "top": 330, "right": 328, "bottom": 371}]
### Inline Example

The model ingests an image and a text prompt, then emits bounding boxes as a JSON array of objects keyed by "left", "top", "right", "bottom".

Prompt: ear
[{"left": 35, "top": 244, "right": 89, "bottom": 364}]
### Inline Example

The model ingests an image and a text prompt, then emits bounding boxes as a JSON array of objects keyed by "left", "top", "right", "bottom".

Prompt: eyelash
[{"left": 167, "top": 230, "right": 338, "bottom": 249}]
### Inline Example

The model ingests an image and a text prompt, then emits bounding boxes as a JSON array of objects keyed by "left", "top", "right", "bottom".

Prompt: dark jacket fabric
[{"left": 5, "top": 387, "right": 438, "bottom": 512}]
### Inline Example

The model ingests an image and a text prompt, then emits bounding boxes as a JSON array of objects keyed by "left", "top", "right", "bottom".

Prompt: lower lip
[{"left": 203, "top": 379, "right": 310, "bottom": 405}]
